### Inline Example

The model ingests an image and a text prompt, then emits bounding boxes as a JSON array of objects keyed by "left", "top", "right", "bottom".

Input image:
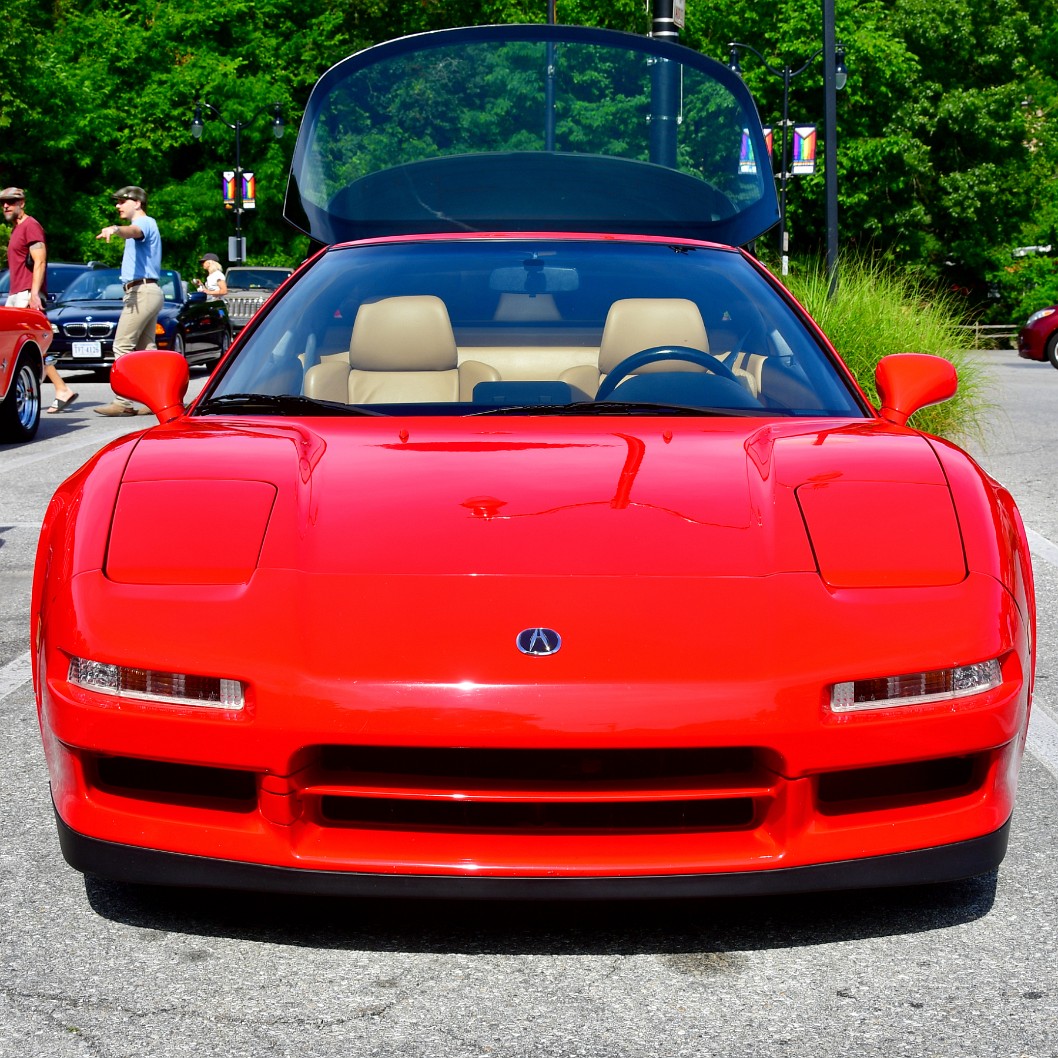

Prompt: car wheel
[
  {"left": 173, "top": 332, "right": 186, "bottom": 359},
  {"left": 215, "top": 329, "right": 231, "bottom": 364},
  {"left": 1046, "top": 331, "right": 1058, "bottom": 370},
  {"left": 0, "top": 353, "right": 42, "bottom": 443}
]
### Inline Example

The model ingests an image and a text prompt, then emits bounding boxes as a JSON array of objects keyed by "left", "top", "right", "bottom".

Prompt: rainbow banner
[
  {"left": 222, "top": 170, "right": 236, "bottom": 209},
  {"left": 242, "top": 172, "right": 256, "bottom": 210},
  {"left": 791, "top": 126, "right": 817, "bottom": 175},
  {"left": 739, "top": 128, "right": 775, "bottom": 175},
  {"left": 738, "top": 129, "right": 757, "bottom": 174}
]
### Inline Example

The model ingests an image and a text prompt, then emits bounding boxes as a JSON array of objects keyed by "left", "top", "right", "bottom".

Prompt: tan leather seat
[
  {"left": 560, "top": 297, "right": 712, "bottom": 396},
  {"left": 304, "top": 295, "right": 498, "bottom": 404}
]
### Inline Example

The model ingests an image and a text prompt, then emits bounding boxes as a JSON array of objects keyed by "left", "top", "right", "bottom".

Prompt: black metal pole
[
  {"left": 545, "top": 0, "right": 557, "bottom": 150},
  {"left": 822, "top": 0, "right": 839, "bottom": 295},
  {"left": 779, "top": 66, "right": 791, "bottom": 276},
  {"left": 193, "top": 101, "right": 283, "bottom": 266},
  {"left": 234, "top": 121, "right": 243, "bottom": 264},
  {"left": 649, "top": 0, "right": 679, "bottom": 168}
]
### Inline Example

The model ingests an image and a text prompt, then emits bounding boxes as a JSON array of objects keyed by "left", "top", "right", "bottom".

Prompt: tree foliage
[{"left": 1, "top": 0, "right": 1055, "bottom": 319}]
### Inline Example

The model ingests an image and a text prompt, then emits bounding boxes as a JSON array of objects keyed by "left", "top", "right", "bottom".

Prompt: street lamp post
[
  {"left": 727, "top": 42, "right": 846, "bottom": 278},
  {"left": 191, "top": 102, "right": 285, "bottom": 264}
]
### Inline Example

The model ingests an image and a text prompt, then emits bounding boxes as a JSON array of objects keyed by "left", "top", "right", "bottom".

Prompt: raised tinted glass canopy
[{"left": 286, "top": 24, "right": 779, "bottom": 247}]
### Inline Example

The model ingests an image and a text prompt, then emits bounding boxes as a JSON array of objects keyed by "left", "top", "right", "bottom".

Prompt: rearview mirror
[{"left": 489, "top": 259, "right": 579, "bottom": 294}]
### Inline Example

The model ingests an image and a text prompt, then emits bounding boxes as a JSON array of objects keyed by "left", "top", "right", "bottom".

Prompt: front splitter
[{"left": 54, "top": 807, "right": 1011, "bottom": 901}]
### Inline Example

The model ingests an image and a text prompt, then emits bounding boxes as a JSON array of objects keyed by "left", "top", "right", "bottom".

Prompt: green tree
[{"left": 2, "top": 0, "right": 1056, "bottom": 322}]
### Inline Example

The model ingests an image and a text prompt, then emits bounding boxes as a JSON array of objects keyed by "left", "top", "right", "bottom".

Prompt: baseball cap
[
  {"left": 0, "top": 187, "right": 26, "bottom": 202},
  {"left": 199, "top": 252, "right": 221, "bottom": 264},
  {"left": 111, "top": 185, "right": 147, "bottom": 205}
]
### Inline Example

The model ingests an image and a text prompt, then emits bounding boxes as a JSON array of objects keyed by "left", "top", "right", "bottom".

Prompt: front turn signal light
[
  {"left": 831, "top": 660, "right": 1001, "bottom": 713},
  {"left": 68, "top": 657, "right": 245, "bottom": 711}
]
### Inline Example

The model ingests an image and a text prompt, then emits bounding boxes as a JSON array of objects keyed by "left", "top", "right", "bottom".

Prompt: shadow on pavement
[{"left": 83, "top": 868, "right": 998, "bottom": 955}]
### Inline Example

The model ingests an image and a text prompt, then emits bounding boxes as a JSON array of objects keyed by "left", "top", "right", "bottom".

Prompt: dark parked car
[
  {"left": 0, "top": 261, "right": 99, "bottom": 305},
  {"left": 46, "top": 268, "right": 231, "bottom": 372},
  {"left": 223, "top": 266, "right": 293, "bottom": 331},
  {"left": 1017, "top": 306, "right": 1058, "bottom": 368}
]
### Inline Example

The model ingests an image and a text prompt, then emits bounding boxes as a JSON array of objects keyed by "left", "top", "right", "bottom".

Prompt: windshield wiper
[{"left": 196, "top": 393, "right": 383, "bottom": 417}]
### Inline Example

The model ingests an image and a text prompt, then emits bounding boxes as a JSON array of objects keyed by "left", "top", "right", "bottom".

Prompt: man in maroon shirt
[{"left": 2, "top": 187, "right": 77, "bottom": 412}]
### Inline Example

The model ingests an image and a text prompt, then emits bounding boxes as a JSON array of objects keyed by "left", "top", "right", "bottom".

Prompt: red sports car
[
  {"left": 0, "top": 304, "right": 51, "bottom": 442},
  {"left": 32, "top": 25, "right": 1035, "bottom": 898},
  {"left": 1017, "top": 305, "right": 1058, "bottom": 367}
]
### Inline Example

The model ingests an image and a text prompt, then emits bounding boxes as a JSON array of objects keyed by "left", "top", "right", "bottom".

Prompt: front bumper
[{"left": 56, "top": 806, "right": 1012, "bottom": 898}]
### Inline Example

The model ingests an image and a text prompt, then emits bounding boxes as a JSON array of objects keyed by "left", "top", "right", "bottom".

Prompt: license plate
[{"left": 71, "top": 342, "right": 102, "bottom": 359}]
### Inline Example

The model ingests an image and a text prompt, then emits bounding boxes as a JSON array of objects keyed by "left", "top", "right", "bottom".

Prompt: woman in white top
[{"left": 195, "top": 252, "right": 228, "bottom": 296}]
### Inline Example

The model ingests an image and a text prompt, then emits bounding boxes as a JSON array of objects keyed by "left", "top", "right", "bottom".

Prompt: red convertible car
[
  {"left": 32, "top": 25, "right": 1034, "bottom": 898},
  {"left": 0, "top": 304, "right": 51, "bottom": 443}
]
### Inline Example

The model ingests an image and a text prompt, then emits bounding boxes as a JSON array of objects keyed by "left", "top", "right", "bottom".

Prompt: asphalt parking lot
[{"left": 0, "top": 353, "right": 1054, "bottom": 1058}]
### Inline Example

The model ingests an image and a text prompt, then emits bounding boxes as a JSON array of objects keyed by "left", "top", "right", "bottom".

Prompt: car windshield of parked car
[
  {"left": 225, "top": 268, "right": 291, "bottom": 290},
  {"left": 0, "top": 264, "right": 94, "bottom": 301},
  {"left": 58, "top": 269, "right": 182, "bottom": 303},
  {"left": 202, "top": 239, "right": 865, "bottom": 419}
]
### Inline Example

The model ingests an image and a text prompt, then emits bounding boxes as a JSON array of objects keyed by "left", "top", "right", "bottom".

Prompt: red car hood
[{"left": 106, "top": 417, "right": 964, "bottom": 588}]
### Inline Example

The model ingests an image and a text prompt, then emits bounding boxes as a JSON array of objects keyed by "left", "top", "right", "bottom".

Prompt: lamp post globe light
[
  {"left": 726, "top": 41, "right": 847, "bottom": 279},
  {"left": 191, "top": 102, "right": 285, "bottom": 265}
]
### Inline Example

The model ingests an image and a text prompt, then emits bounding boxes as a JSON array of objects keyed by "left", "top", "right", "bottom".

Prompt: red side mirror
[
  {"left": 110, "top": 350, "right": 190, "bottom": 424},
  {"left": 875, "top": 354, "right": 957, "bottom": 427}
]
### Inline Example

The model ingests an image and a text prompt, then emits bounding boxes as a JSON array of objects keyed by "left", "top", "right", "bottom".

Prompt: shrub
[{"left": 783, "top": 257, "right": 989, "bottom": 442}]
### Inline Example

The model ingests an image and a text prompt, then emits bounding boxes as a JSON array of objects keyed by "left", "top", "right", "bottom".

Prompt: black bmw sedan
[{"left": 46, "top": 268, "right": 231, "bottom": 373}]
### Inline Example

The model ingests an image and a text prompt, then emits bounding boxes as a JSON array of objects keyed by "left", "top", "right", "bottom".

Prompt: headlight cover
[
  {"left": 1026, "top": 307, "right": 1056, "bottom": 326},
  {"left": 831, "top": 659, "right": 1002, "bottom": 713}
]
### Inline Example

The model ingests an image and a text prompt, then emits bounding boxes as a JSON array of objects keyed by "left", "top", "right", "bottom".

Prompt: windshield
[
  {"left": 225, "top": 268, "right": 291, "bottom": 290},
  {"left": 58, "top": 268, "right": 182, "bottom": 303},
  {"left": 287, "top": 25, "right": 778, "bottom": 247},
  {"left": 202, "top": 239, "right": 864, "bottom": 419}
]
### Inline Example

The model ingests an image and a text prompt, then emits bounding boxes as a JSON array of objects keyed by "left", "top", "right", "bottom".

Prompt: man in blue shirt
[{"left": 94, "top": 185, "right": 163, "bottom": 416}]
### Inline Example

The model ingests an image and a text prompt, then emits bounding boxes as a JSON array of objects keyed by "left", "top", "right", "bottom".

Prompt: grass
[{"left": 783, "top": 257, "right": 989, "bottom": 442}]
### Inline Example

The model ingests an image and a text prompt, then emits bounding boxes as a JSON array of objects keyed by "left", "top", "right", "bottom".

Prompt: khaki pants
[
  {"left": 113, "top": 282, "right": 164, "bottom": 357},
  {"left": 111, "top": 282, "right": 164, "bottom": 407}
]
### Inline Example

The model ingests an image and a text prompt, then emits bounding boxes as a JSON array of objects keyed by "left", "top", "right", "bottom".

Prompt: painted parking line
[
  {"left": 1028, "top": 707, "right": 1058, "bottom": 784},
  {"left": 0, "top": 431, "right": 134, "bottom": 474},
  {"left": 0, "top": 651, "right": 32, "bottom": 701},
  {"left": 1026, "top": 526, "right": 1058, "bottom": 570}
]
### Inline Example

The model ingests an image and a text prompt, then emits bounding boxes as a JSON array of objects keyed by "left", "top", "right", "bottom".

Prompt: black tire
[
  {"left": 173, "top": 332, "right": 186, "bottom": 359},
  {"left": 0, "top": 351, "right": 42, "bottom": 443},
  {"left": 1045, "top": 331, "right": 1058, "bottom": 370},
  {"left": 214, "top": 328, "right": 231, "bottom": 365}
]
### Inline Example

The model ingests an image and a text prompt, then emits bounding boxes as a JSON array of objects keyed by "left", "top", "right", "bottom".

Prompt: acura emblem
[{"left": 516, "top": 627, "right": 562, "bottom": 656}]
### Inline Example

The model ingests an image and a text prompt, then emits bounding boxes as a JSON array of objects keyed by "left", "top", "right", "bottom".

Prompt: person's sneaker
[
  {"left": 93, "top": 401, "right": 137, "bottom": 417},
  {"left": 135, "top": 407, "right": 154, "bottom": 415}
]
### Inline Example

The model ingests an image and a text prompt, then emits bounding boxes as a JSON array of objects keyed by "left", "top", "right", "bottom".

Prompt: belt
[{"left": 124, "top": 278, "right": 158, "bottom": 292}]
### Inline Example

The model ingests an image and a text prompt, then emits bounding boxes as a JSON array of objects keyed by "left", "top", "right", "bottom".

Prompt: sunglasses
[{"left": 0, "top": 199, "right": 22, "bottom": 206}]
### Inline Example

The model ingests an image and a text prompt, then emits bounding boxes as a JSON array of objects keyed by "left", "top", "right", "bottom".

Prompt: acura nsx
[{"left": 32, "top": 24, "right": 1034, "bottom": 898}]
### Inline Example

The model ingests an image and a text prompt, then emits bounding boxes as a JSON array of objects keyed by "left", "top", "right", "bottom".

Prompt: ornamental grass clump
[{"left": 784, "top": 258, "right": 989, "bottom": 442}]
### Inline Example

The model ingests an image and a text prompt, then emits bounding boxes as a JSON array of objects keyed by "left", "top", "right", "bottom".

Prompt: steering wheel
[{"left": 595, "top": 345, "right": 742, "bottom": 402}]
